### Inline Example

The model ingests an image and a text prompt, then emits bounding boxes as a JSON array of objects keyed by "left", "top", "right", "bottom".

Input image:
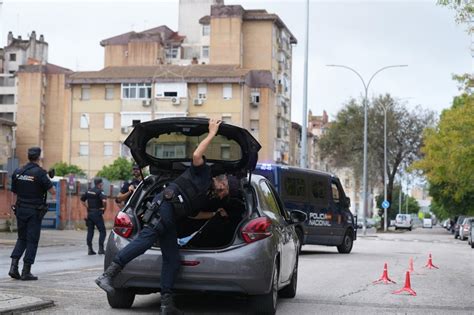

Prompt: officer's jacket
[
  {"left": 12, "top": 162, "right": 53, "bottom": 206},
  {"left": 81, "top": 187, "right": 107, "bottom": 209},
  {"left": 119, "top": 178, "right": 141, "bottom": 203}
]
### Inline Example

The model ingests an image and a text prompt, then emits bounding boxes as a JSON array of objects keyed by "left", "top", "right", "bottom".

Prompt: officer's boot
[
  {"left": 21, "top": 263, "right": 38, "bottom": 281},
  {"left": 98, "top": 244, "right": 105, "bottom": 255},
  {"left": 160, "top": 293, "right": 184, "bottom": 315},
  {"left": 8, "top": 258, "right": 21, "bottom": 279},
  {"left": 88, "top": 246, "right": 96, "bottom": 255},
  {"left": 95, "top": 262, "right": 122, "bottom": 295}
]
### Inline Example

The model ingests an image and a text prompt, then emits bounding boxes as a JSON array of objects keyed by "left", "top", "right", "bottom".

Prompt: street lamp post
[
  {"left": 326, "top": 64, "right": 407, "bottom": 235},
  {"left": 379, "top": 103, "right": 388, "bottom": 232}
]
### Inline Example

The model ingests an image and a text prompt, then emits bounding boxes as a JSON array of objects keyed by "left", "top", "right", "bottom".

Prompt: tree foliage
[
  {"left": 438, "top": 0, "right": 473, "bottom": 33},
  {"left": 319, "top": 94, "right": 434, "bottom": 214},
  {"left": 413, "top": 94, "right": 474, "bottom": 216},
  {"left": 51, "top": 161, "right": 85, "bottom": 177},
  {"left": 375, "top": 186, "right": 420, "bottom": 221},
  {"left": 96, "top": 157, "right": 134, "bottom": 181}
]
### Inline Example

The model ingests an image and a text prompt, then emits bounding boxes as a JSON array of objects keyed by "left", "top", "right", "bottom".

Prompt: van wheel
[
  {"left": 409, "top": 227, "right": 412, "bottom": 231},
  {"left": 337, "top": 231, "right": 353, "bottom": 254},
  {"left": 471, "top": 241, "right": 474, "bottom": 249},
  {"left": 107, "top": 289, "right": 135, "bottom": 309},
  {"left": 279, "top": 257, "right": 298, "bottom": 298},
  {"left": 252, "top": 264, "right": 278, "bottom": 314}
]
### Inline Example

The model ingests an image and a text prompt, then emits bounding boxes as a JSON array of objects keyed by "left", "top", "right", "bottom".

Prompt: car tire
[
  {"left": 279, "top": 257, "right": 298, "bottom": 299},
  {"left": 107, "top": 289, "right": 135, "bottom": 309},
  {"left": 295, "top": 229, "right": 303, "bottom": 253},
  {"left": 252, "top": 263, "right": 279, "bottom": 314},
  {"left": 409, "top": 227, "right": 412, "bottom": 231},
  {"left": 337, "top": 230, "right": 353, "bottom": 254},
  {"left": 471, "top": 241, "right": 474, "bottom": 249}
]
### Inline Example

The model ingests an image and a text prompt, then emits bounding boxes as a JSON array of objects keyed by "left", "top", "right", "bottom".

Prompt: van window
[
  {"left": 331, "top": 183, "right": 340, "bottom": 203},
  {"left": 282, "top": 173, "right": 306, "bottom": 200},
  {"left": 311, "top": 177, "right": 329, "bottom": 205}
]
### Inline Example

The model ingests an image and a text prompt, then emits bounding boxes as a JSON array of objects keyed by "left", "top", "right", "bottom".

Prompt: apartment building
[
  {"left": 0, "top": 118, "right": 15, "bottom": 170},
  {"left": 67, "top": 64, "right": 273, "bottom": 176}
]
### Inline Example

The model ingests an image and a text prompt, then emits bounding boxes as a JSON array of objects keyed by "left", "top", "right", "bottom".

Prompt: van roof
[{"left": 256, "top": 163, "right": 336, "bottom": 179}]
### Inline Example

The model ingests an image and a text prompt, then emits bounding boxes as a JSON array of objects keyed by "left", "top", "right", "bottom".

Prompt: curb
[{"left": 0, "top": 296, "right": 54, "bottom": 315}]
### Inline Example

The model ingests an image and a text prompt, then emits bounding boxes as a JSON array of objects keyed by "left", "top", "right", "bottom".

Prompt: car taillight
[
  {"left": 113, "top": 212, "right": 134, "bottom": 238},
  {"left": 241, "top": 217, "right": 273, "bottom": 244}
]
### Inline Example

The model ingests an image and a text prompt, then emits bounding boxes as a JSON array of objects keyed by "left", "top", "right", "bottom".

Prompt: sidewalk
[{"left": 0, "top": 292, "right": 54, "bottom": 314}]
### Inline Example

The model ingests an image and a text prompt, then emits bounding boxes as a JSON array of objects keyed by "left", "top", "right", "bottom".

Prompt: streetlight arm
[
  {"left": 367, "top": 65, "right": 408, "bottom": 91},
  {"left": 326, "top": 64, "right": 368, "bottom": 92}
]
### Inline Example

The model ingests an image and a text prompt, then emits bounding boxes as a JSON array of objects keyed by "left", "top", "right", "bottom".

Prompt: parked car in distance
[
  {"left": 422, "top": 218, "right": 433, "bottom": 228},
  {"left": 395, "top": 214, "right": 413, "bottom": 231},
  {"left": 468, "top": 220, "right": 474, "bottom": 249},
  {"left": 459, "top": 217, "right": 473, "bottom": 241},
  {"left": 103, "top": 118, "right": 305, "bottom": 314},
  {"left": 454, "top": 215, "right": 466, "bottom": 239}
]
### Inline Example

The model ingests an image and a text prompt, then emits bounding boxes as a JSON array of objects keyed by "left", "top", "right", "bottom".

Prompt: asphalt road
[{"left": 0, "top": 226, "right": 472, "bottom": 314}]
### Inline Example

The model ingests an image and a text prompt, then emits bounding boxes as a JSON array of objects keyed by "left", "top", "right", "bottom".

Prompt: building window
[
  {"left": 81, "top": 85, "right": 91, "bottom": 100},
  {"left": 202, "top": 46, "right": 209, "bottom": 58},
  {"left": 105, "top": 85, "right": 114, "bottom": 100},
  {"left": 132, "top": 119, "right": 141, "bottom": 126},
  {"left": 164, "top": 91, "right": 178, "bottom": 97},
  {"left": 79, "top": 142, "right": 89, "bottom": 156},
  {"left": 198, "top": 84, "right": 207, "bottom": 99},
  {"left": 166, "top": 47, "right": 179, "bottom": 59},
  {"left": 251, "top": 88, "right": 260, "bottom": 104},
  {"left": 9, "top": 54, "right": 16, "bottom": 61},
  {"left": 122, "top": 83, "right": 151, "bottom": 99},
  {"left": 202, "top": 24, "right": 210, "bottom": 36},
  {"left": 104, "top": 142, "right": 113, "bottom": 156},
  {"left": 221, "top": 145, "right": 230, "bottom": 160},
  {"left": 223, "top": 84, "right": 232, "bottom": 100},
  {"left": 104, "top": 113, "right": 114, "bottom": 129},
  {"left": 222, "top": 114, "right": 232, "bottom": 124},
  {"left": 80, "top": 113, "right": 89, "bottom": 129}
]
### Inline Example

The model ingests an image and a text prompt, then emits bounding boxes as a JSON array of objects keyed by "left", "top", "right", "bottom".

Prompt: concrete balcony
[
  {"left": 0, "top": 86, "right": 16, "bottom": 95},
  {"left": 0, "top": 104, "right": 16, "bottom": 113}
]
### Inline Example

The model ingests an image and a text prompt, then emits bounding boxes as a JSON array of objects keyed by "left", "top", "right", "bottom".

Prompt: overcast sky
[{"left": 0, "top": 0, "right": 471, "bottom": 124}]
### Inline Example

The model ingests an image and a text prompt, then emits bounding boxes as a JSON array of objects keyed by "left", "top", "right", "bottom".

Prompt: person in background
[
  {"left": 81, "top": 178, "right": 107, "bottom": 255},
  {"left": 116, "top": 164, "right": 142, "bottom": 206}
]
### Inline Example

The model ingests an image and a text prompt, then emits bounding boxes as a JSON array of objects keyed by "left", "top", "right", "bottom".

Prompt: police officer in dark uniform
[
  {"left": 116, "top": 164, "right": 142, "bottom": 205},
  {"left": 81, "top": 178, "right": 107, "bottom": 255},
  {"left": 8, "top": 147, "right": 56, "bottom": 281},
  {"left": 95, "top": 119, "right": 227, "bottom": 315}
]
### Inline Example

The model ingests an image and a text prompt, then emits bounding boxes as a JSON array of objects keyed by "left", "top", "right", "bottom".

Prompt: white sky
[{"left": 0, "top": 0, "right": 471, "bottom": 124}]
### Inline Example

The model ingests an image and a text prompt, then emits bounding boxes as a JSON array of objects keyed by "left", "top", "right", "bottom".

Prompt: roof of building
[
  {"left": 68, "top": 65, "right": 274, "bottom": 89},
  {"left": 17, "top": 63, "right": 73, "bottom": 75},
  {"left": 211, "top": 5, "right": 297, "bottom": 44},
  {"left": 100, "top": 25, "right": 185, "bottom": 47},
  {"left": 0, "top": 118, "right": 16, "bottom": 126}
]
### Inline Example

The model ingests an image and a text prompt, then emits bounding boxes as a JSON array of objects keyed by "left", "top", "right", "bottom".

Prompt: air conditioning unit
[
  {"left": 171, "top": 97, "right": 180, "bottom": 105},
  {"left": 142, "top": 99, "right": 151, "bottom": 107},
  {"left": 121, "top": 127, "right": 129, "bottom": 134},
  {"left": 194, "top": 98, "right": 203, "bottom": 106}
]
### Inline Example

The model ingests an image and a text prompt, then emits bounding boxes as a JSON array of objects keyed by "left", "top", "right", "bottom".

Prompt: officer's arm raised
[{"left": 192, "top": 118, "right": 221, "bottom": 166}]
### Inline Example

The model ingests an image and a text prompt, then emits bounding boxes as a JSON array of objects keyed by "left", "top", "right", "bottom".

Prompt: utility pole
[{"left": 300, "top": 0, "right": 309, "bottom": 169}]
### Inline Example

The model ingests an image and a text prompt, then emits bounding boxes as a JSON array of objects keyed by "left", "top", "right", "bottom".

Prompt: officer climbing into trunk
[
  {"left": 81, "top": 178, "right": 107, "bottom": 255},
  {"left": 95, "top": 118, "right": 231, "bottom": 315}
]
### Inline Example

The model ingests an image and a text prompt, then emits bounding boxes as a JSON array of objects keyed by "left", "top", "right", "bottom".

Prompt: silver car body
[{"left": 459, "top": 217, "right": 473, "bottom": 241}]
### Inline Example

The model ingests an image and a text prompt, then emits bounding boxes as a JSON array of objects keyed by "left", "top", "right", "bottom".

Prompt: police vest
[
  {"left": 14, "top": 163, "right": 48, "bottom": 206},
  {"left": 173, "top": 171, "right": 210, "bottom": 217},
  {"left": 83, "top": 187, "right": 105, "bottom": 209}
]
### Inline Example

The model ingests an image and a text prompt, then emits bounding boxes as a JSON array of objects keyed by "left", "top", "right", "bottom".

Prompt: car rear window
[{"left": 145, "top": 132, "right": 242, "bottom": 161}]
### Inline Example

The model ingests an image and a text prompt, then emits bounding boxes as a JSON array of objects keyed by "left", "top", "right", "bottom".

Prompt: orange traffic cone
[
  {"left": 392, "top": 271, "right": 417, "bottom": 296},
  {"left": 373, "top": 263, "right": 396, "bottom": 284},
  {"left": 424, "top": 253, "right": 439, "bottom": 269}
]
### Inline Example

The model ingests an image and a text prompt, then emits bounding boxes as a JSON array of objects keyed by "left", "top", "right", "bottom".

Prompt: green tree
[
  {"left": 375, "top": 186, "right": 420, "bottom": 221},
  {"left": 51, "top": 161, "right": 85, "bottom": 177},
  {"left": 413, "top": 94, "right": 474, "bottom": 217},
  {"left": 438, "top": 0, "right": 473, "bottom": 32},
  {"left": 319, "top": 94, "right": 434, "bottom": 216},
  {"left": 96, "top": 157, "right": 134, "bottom": 181}
]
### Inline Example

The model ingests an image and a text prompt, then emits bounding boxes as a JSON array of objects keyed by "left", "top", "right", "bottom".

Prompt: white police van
[{"left": 254, "top": 163, "right": 356, "bottom": 253}]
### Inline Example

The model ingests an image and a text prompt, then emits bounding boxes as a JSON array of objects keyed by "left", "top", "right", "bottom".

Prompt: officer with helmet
[
  {"left": 8, "top": 147, "right": 56, "bottom": 281},
  {"left": 81, "top": 178, "right": 107, "bottom": 255}
]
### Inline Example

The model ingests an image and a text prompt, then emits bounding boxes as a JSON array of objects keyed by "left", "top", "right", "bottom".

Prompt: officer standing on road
[
  {"left": 81, "top": 178, "right": 107, "bottom": 255},
  {"left": 115, "top": 164, "right": 142, "bottom": 205},
  {"left": 8, "top": 147, "right": 56, "bottom": 281},
  {"left": 95, "top": 118, "right": 227, "bottom": 315}
]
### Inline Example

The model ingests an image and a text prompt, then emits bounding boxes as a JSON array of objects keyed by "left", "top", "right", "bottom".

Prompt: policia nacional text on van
[
  {"left": 254, "top": 164, "right": 357, "bottom": 254},
  {"left": 8, "top": 147, "right": 56, "bottom": 281}
]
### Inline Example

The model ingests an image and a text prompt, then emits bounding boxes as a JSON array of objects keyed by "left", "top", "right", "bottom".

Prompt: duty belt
[{"left": 88, "top": 208, "right": 104, "bottom": 212}]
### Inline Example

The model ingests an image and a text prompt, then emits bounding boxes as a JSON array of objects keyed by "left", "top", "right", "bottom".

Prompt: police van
[{"left": 254, "top": 163, "right": 357, "bottom": 253}]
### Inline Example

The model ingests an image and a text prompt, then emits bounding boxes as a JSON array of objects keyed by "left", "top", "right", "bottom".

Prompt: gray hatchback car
[{"left": 103, "top": 118, "right": 306, "bottom": 314}]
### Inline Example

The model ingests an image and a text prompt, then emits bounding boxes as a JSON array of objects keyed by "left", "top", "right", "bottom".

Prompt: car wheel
[
  {"left": 471, "top": 241, "right": 474, "bottom": 249},
  {"left": 409, "top": 227, "right": 412, "bottom": 231},
  {"left": 279, "top": 257, "right": 298, "bottom": 298},
  {"left": 252, "top": 263, "right": 278, "bottom": 314},
  {"left": 107, "top": 289, "right": 135, "bottom": 309},
  {"left": 337, "top": 230, "right": 353, "bottom": 254}
]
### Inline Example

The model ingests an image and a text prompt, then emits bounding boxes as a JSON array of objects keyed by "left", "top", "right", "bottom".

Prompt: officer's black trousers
[
  {"left": 11, "top": 207, "right": 42, "bottom": 264},
  {"left": 87, "top": 211, "right": 106, "bottom": 248},
  {"left": 113, "top": 201, "right": 180, "bottom": 294}
]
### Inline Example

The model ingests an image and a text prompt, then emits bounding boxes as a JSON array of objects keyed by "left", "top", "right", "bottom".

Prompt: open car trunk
[{"left": 134, "top": 175, "right": 249, "bottom": 250}]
